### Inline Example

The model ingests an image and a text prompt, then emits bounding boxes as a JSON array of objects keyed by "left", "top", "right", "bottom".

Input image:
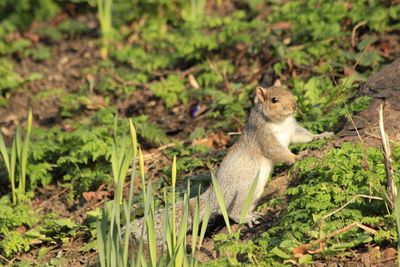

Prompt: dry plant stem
[
  {"left": 345, "top": 107, "right": 370, "bottom": 170},
  {"left": 322, "top": 194, "right": 383, "bottom": 220},
  {"left": 37, "top": 187, "right": 70, "bottom": 209},
  {"left": 351, "top": 21, "right": 367, "bottom": 48},
  {"left": 378, "top": 104, "right": 397, "bottom": 210},
  {"left": 0, "top": 254, "right": 11, "bottom": 264},
  {"left": 294, "top": 222, "right": 377, "bottom": 257}
]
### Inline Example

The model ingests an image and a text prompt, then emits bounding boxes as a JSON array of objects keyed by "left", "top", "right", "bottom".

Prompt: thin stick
[
  {"left": 351, "top": 21, "right": 367, "bottom": 48},
  {"left": 0, "top": 254, "right": 11, "bottom": 264},
  {"left": 344, "top": 106, "right": 371, "bottom": 174},
  {"left": 378, "top": 104, "right": 397, "bottom": 210},
  {"left": 37, "top": 187, "right": 70, "bottom": 209},
  {"left": 322, "top": 194, "right": 383, "bottom": 220},
  {"left": 294, "top": 222, "right": 377, "bottom": 257}
]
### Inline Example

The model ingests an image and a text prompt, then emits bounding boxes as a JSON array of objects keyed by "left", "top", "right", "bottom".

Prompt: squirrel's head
[{"left": 254, "top": 79, "right": 297, "bottom": 122}]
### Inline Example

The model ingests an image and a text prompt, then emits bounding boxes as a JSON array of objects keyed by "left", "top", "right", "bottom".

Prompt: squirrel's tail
[{"left": 124, "top": 187, "right": 215, "bottom": 247}]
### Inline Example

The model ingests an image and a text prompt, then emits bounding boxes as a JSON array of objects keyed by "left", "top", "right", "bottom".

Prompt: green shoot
[
  {"left": 0, "top": 110, "right": 32, "bottom": 204},
  {"left": 239, "top": 172, "right": 260, "bottom": 226},
  {"left": 97, "top": 0, "right": 113, "bottom": 59},
  {"left": 210, "top": 170, "right": 231, "bottom": 233},
  {"left": 97, "top": 119, "right": 211, "bottom": 266}
]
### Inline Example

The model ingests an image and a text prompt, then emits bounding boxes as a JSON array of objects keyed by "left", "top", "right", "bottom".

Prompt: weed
[
  {"left": 210, "top": 142, "right": 399, "bottom": 265},
  {"left": 0, "top": 59, "right": 23, "bottom": 106},
  {"left": 0, "top": 110, "right": 32, "bottom": 204},
  {"left": 23, "top": 45, "right": 52, "bottom": 62},
  {"left": 96, "top": 119, "right": 211, "bottom": 266},
  {"left": 97, "top": 0, "right": 113, "bottom": 59}
]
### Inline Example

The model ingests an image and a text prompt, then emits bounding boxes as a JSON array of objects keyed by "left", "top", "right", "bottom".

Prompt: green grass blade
[
  {"left": 10, "top": 138, "right": 17, "bottom": 203},
  {"left": 162, "top": 189, "right": 173, "bottom": 258},
  {"left": 123, "top": 158, "right": 137, "bottom": 266},
  {"left": 210, "top": 170, "right": 231, "bottom": 233},
  {"left": 197, "top": 198, "right": 211, "bottom": 250},
  {"left": 111, "top": 141, "right": 118, "bottom": 184},
  {"left": 0, "top": 133, "right": 10, "bottom": 175},
  {"left": 174, "top": 193, "right": 189, "bottom": 267},
  {"left": 129, "top": 119, "right": 137, "bottom": 159},
  {"left": 144, "top": 183, "right": 157, "bottom": 267},
  {"left": 171, "top": 155, "right": 177, "bottom": 249},
  {"left": 19, "top": 112, "right": 32, "bottom": 195},
  {"left": 191, "top": 194, "right": 200, "bottom": 257},
  {"left": 139, "top": 148, "right": 146, "bottom": 201},
  {"left": 97, "top": 207, "right": 107, "bottom": 267},
  {"left": 15, "top": 127, "right": 22, "bottom": 159},
  {"left": 239, "top": 171, "right": 260, "bottom": 226}
]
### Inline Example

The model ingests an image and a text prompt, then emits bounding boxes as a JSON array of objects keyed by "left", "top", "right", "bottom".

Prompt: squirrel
[{"left": 127, "top": 79, "right": 334, "bottom": 244}]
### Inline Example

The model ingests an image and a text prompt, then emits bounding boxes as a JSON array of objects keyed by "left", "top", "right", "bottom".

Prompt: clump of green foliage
[
  {"left": 0, "top": 110, "right": 32, "bottom": 204},
  {"left": 26, "top": 108, "right": 170, "bottom": 200},
  {"left": 96, "top": 120, "right": 212, "bottom": 266},
  {"left": 0, "top": 198, "right": 38, "bottom": 257},
  {"left": 0, "top": 59, "right": 23, "bottom": 106},
  {"left": 209, "top": 142, "right": 399, "bottom": 265}
]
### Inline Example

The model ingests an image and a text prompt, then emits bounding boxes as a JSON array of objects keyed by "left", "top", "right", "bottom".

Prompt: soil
[{"left": 1, "top": 11, "right": 400, "bottom": 267}]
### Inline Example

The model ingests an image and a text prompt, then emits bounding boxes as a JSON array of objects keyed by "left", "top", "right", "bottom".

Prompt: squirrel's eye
[{"left": 271, "top": 97, "right": 279, "bottom": 104}]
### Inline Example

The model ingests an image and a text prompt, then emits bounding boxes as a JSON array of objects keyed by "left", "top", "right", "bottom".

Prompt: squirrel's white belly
[
  {"left": 256, "top": 158, "right": 273, "bottom": 200},
  {"left": 271, "top": 117, "right": 296, "bottom": 148}
]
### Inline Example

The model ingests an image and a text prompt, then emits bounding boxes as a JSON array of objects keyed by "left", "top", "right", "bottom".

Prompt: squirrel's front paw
[
  {"left": 315, "top": 131, "right": 334, "bottom": 140},
  {"left": 296, "top": 149, "right": 309, "bottom": 161},
  {"left": 244, "top": 212, "right": 263, "bottom": 228}
]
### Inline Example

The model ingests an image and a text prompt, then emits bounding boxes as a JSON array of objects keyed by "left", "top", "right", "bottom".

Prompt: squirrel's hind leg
[
  {"left": 242, "top": 211, "right": 263, "bottom": 228},
  {"left": 229, "top": 210, "right": 263, "bottom": 228}
]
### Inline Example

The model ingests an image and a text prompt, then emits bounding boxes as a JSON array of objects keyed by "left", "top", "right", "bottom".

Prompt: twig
[
  {"left": 37, "top": 187, "right": 70, "bottom": 209},
  {"left": 378, "top": 104, "right": 397, "bottom": 210},
  {"left": 344, "top": 106, "right": 369, "bottom": 170},
  {"left": 322, "top": 194, "right": 383, "bottom": 220},
  {"left": 351, "top": 21, "right": 367, "bottom": 48},
  {"left": 293, "top": 222, "right": 377, "bottom": 257},
  {"left": 0, "top": 254, "right": 11, "bottom": 264}
]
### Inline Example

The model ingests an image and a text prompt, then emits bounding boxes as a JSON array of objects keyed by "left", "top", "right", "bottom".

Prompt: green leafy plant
[
  {"left": 0, "top": 110, "right": 32, "bottom": 204},
  {"left": 0, "top": 59, "right": 23, "bottom": 106},
  {"left": 0, "top": 197, "right": 38, "bottom": 257},
  {"left": 209, "top": 142, "right": 399, "bottom": 265}
]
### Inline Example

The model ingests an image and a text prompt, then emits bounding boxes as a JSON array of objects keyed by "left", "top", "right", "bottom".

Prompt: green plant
[
  {"left": 0, "top": 110, "right": 32, "bottom": 204},
  {"left": 209, "top": 142, "right": 399, "bottom": 265},
  {"left": 23, "top": 45, "right": 52, "bottom": 62},
  {"left": 97, "top": 0, "right": 113, "bottom": 59},
  {"left": 149, "top": 74, "right": 188, "bottom": 108},
  {"left": 96, "top": 119, "right": 212, "bottom": 266},
  {"left": 0, "top": 59, "right": 23, "bottom": 106},
  {"left": 0, "top": 197, "right": 38, "bottom": 257}
]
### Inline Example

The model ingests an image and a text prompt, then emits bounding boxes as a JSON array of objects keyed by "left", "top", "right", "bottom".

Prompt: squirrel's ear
[
  {"left": 273, "top": 79, "right": 282, "bottom": 87},
  {"left": 255, "top": 86, "right": 268, "bottom": 104}
]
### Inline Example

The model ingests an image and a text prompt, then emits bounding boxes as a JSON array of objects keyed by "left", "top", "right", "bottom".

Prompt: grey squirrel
[{"left": 127, "top": 80, "right": 333, "bottom": 243}]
